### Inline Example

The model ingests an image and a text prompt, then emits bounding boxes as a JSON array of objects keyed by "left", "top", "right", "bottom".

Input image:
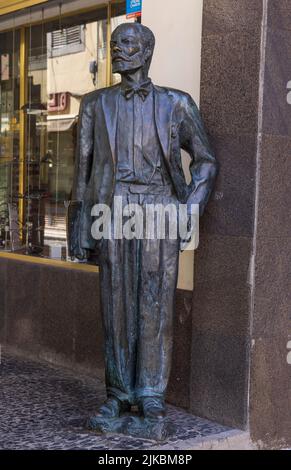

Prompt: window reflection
[
  {"left": 0, "top": 29, "right": 20, "bottom": 251},
  {"left": 0, "top": 2, "right": 132, "bottom": 260}
]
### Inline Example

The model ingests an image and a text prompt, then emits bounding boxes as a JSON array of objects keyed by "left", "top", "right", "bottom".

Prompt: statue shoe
[
  {"left": 138, "top": 397, "right": 166, "bottom": 421},
  {"left": 95, "top": 397, "right": 130, "bottom": 419}
]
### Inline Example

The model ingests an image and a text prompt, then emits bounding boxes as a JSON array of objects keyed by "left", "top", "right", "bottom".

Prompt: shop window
[
  {"left": 0, "top": 1, "right": 132, "bottom": 262},
  {"left": 0, "top": 30, "right": 20, "bottom": 251}
]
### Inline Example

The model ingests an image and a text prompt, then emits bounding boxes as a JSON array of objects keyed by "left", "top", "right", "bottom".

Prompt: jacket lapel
[
  {"left": 101, "top": 84, "right": 173, "bottom": 161},
  {"left": 101, "top": 85, "right": 121, "bottom": 162},
  {"left": 154, "top": 86, "right": 174, "bottom": 159}
]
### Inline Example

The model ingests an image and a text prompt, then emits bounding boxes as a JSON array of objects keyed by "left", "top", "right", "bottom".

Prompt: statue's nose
[{"left": 112, "top": 44, "right": 122, "bottom": 53}]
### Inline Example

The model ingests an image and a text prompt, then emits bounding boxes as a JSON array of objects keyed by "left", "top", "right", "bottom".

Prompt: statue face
[{"left": 111, "top": 25, "right": 150, "bottom": 75}]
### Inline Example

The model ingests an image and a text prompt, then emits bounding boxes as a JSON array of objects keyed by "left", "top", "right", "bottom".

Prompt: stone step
[{"left": 151, "top": 430, "right": 254, "bottom": 450}]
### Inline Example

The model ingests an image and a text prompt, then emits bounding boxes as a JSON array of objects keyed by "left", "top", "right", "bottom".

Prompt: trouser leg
[
  {"left": 135, "top": 192, "right": 180, "bottom": 400},
  {"left": 135, "top": 236, "right": 179, "bottom": 400},
  {"left": 99, "top": 237, "right": 139, "bottom": 405},
  {"left": 99, "top": 188, "right": 180, "bottom": 404}
]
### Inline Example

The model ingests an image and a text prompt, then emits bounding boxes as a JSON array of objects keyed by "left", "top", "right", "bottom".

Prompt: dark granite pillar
[
  {"left": 249, "top": 0, "right": 291, "bottom": 448},
  {"left": 190, "top": 0, "right": 263, "bottom": 429},
  {"left": 193, "top": 0, "right": 291, "bottom": 446}
]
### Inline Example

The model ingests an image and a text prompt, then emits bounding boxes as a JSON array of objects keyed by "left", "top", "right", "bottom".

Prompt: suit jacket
[{"left": 69, "top": 83, "right": 218, "bottom": 256}]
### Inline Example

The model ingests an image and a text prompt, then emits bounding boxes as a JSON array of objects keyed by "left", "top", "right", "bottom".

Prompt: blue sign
[{"left": 126, "top": 0, "right": 142, "bottom": 19}]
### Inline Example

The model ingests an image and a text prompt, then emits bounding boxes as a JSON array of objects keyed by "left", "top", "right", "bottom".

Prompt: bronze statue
[{"left": 69, "top": 23, "right": 217, "bottom": 439}]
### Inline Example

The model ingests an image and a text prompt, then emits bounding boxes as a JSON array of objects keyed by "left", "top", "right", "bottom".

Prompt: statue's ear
[{"left": 144, "top": 46, "right": 152, "bottom": 62}]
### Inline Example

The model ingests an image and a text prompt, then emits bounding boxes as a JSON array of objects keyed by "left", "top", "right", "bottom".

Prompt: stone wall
[
  {"left": 249, "top": 0, "right": 291, "bottom": 448},
  {"left": 190, "top": 0, "right": 263, "bottom": 429}
]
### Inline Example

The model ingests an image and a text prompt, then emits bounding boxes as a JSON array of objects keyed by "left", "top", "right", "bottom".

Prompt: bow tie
[{"left": 123, "top": 81, "right": 152, "bottom": 101}]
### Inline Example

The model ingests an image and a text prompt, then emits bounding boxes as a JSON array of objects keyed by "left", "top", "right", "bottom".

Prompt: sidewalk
[{"left": 0, "top": 351, "right": 252, "bottom": 450}]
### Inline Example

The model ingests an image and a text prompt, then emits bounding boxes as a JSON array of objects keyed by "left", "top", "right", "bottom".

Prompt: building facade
[{"left": 0, "top": 0, "right": 290, "bottom": 449}]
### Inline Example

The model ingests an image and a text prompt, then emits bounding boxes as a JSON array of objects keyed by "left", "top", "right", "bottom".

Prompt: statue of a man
[{"left": 70, "top": 23, "right": 217, "bottom": 424}]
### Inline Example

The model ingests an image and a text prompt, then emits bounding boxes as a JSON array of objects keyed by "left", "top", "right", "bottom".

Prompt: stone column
[
  {"left": 192, "top": 0, "right": 291, "bottom": 448},
  {"left": 190, "top": 0, "right": 263, "bottom": 429},
  {"left": 249, "top": 0, "right": 291, "bottom": 448}
]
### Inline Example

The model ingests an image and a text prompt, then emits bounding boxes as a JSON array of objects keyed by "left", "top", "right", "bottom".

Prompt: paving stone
[{"left": 0, "top": 352, "right": 233, "bottom": 450}]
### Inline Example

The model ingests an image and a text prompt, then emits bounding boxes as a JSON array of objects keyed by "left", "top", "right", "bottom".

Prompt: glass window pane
[
  {"left": 23, "top": 5, "right": 125, "bottom": 261},
  {"left": 0, "top": 29, "right": 20, "bottom": 251}
]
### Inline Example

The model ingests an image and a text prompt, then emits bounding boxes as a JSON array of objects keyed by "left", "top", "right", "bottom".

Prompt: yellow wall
[{"left": 0, "top": 0, "right": 48, "bottom": 16}]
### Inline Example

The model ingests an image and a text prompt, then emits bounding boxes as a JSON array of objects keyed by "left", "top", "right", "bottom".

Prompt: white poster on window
[{"left": 1, "top": 54, "right": 9, "bottom": 81}]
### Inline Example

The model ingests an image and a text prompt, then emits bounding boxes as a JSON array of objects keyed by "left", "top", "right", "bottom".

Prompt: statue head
[{"left": 111, "top": 23, "right": 155, "bottom": 76}]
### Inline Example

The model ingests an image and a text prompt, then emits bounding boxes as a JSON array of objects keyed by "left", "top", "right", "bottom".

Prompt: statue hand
[
  {"left": 180, "top": 234, "right": 193, "bottom": 252},
  {"left": 179, "top": 214, "right": 196, "bottom": 252}
]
